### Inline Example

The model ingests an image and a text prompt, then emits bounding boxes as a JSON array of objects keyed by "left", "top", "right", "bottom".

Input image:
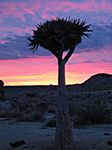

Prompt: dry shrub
[
  {"left": 46, "top": 119, "right": 56, "bottom": 127},
  {"left": 17, "top": 111, "right": 44, "bottom": 122},
  {"left": 73, "top": 101, "right": 112, "bottom": 126}
]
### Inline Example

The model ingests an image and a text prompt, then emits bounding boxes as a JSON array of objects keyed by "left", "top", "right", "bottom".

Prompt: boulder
[{"left": 0, "top": 80, "right": 5, "bottom": 100}]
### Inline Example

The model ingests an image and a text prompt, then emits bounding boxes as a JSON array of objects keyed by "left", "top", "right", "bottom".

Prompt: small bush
[
  {"left": 0, "top": 109, "right": 6, "bottom": 117},
  {"left": 37, "top": 102, "right": 49, "bottom": 113},
  {"left": 26, "top": 93, "right": 36, "bottom": 97},
  {"left": 48, "top": 105, "right": 56, "bottom": 113},
  {"left": 0, "top": 92, "right": 5, "bottom": 100},
  {"left": 0, "top": 109, "right": 16, "bottom": 118},
  {"left": 17, "top": 111, "right": 44, "bottom": 122},
  {"left": 46, "top": 119, "right": 56, "bottom": 127},
  {"left": 73, "top": 101, "right": 112, "bottom": 126},
  {"left": 30, "top": 112, "right": 44, "bottom": 122}
]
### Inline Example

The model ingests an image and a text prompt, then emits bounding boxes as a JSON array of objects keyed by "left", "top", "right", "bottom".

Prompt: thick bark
[{"left": 56, "top": 60, "right": 73, "bottom": 150}]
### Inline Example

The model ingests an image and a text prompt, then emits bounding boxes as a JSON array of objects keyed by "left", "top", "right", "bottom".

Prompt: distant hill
[{"left": 72, "top": 73, "right": 112, "bottom": 92}]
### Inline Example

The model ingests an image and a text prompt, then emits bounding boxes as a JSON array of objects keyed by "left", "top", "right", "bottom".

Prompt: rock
[
  {"left": 0, "top": 80, "right": 5, "bottom": 100},
  {"left": 46, "top": 118, "right": 56, "bottom": 127},
  {"left": 10, "top": 140, "right": 26, "bottom": 148},
  {"left": 108, "top": 140, "right": 112, "bottom": 146},
  {"left": 104, "top": 133, "right": 111, "bottom": 135},
  {"left": 0, "top": 80, "right": 4, "bottom": 86}
]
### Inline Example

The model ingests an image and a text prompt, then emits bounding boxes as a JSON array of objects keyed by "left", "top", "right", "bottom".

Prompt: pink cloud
[
  {"left": 0, "top": 56, "right": 57, "bottom": 77},
  {"left": 61, "top": 0, "right": 112, "bottom": 12},
  {"left": 0, "top": 39, "right": 8, "bottom": 44},
  {"left": 0, "top": 0, "right": 111, "bottom": 37},
  {"left": 41, "top": 0, "right": 112, "bottom": 19},
  {"left": 66, "top": 62, "right": 112, "bottom": 74},
  {"left": 67, "top": 49, "right": 112, "bottom": 64},
  {"left": 0, "top": 26, "right": 32, "bottom": 36},
  {"left": 0, "top": 0, "right": 41, "bottom": 21},
  {"left": 0, "top": 0, "right": 112, "bottom": 22}
]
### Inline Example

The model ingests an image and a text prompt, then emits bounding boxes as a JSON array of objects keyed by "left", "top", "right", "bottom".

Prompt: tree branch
[
  {"left": 50, "top": 50, "right": 59, "bottom": 59},
  {"left": 55, "top": 37, "right": 64, "bottom": 61},
  {"left": 63, "top": 46, "right": 75, "bottom": 64}
]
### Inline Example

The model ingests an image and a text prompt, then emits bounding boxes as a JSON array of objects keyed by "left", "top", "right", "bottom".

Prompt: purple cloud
[{"left": 0, "top": 0, "right": 112, "bottom": 61}]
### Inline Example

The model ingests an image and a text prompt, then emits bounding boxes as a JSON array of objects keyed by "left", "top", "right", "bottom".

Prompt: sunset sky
[{"left": 0, "top": 0, "right": 112, "bottom": 86}]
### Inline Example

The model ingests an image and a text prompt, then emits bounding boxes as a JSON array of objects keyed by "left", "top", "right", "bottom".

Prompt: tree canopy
[{"left": 28, "top": 17, "right": 92, "bottom": 58}]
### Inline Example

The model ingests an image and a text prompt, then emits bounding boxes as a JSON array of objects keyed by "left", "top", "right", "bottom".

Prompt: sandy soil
[{"left": 0, "top": 119, "right": 112, "bottom": 150}]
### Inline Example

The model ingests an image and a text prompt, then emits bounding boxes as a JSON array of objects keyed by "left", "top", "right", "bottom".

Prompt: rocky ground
[
  {"left": 0, "top": 87, "right": 112, "bottom": 123},
  {"left": 0, "top": 86, "right": 112, "bottom": 150},
  {"left": 0, "top": 119, "right": 112, "bottom": 150}
]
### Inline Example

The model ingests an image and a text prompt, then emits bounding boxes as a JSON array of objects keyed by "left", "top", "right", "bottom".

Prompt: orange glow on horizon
[{"left": 3, "top": 72, "right": 93, "bottom": 86}]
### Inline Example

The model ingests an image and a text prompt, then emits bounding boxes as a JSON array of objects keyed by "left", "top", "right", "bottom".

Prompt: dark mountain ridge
[{"left": 72, "top": 73, "right": 112, "bottom": 91}]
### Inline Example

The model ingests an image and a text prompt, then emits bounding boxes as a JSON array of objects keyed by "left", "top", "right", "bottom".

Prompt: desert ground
[
  {"left": 0, "top": 74, "right": 112, "bottom": 150},
  {"left": 0, "top": 119, "right": 112, "bottom": 150}
]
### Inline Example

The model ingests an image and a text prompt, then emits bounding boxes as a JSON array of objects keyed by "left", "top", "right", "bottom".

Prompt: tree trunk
[{"left": 56, "top": 60, "right": 73, "bottom": 150}]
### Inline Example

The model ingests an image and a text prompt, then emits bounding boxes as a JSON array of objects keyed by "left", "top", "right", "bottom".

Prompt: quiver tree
[{"left": 28, "top": 17, "right": 92, "bottom": 150}]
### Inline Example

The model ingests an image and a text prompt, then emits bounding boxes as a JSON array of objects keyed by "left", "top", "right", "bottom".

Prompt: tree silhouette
[{"left": 28, "top": 17, "right": 92, "bottom": 150}]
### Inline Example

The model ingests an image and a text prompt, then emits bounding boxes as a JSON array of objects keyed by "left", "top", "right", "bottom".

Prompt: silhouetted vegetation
[
  {"left": 46, "top": 119, "right": 56, "bottom": 127},
  {"left": 70, "top": 101, "right": 112, "bottom": 126}
]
